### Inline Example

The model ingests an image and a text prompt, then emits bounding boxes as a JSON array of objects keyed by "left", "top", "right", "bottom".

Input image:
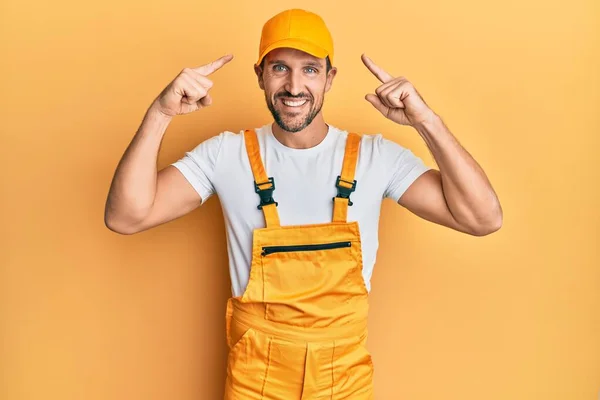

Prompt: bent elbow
[
  {"left": 104, "top": 214, "right": 141, "bottom": 235},
  {"left": 471, "top": 215, "right": 503, "bottom": 237}
]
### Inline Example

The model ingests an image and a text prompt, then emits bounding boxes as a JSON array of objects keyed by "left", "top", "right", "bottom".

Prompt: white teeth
[{"left": 282, "top": 99, "right": 307, "bottom": 107}]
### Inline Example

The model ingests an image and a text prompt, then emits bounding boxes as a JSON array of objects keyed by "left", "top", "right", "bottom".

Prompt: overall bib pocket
[{"left": 260, "top": 241, "right": 362, "bottom": 327}]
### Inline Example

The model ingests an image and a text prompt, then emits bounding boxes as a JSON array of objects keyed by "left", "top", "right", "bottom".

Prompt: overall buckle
[
  {"left": 333, "top": 175, "right": 357, "bottom": 206},
  {"left": 254, "top": 177, "right": 278, "bottom": 209}
]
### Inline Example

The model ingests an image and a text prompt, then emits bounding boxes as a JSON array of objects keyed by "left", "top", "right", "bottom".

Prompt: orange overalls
[{"left": 224, "top": 129, "right": 374, "bottom": 400}]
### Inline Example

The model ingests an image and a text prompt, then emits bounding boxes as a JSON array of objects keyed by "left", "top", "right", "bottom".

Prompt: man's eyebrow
[
  {"left": 267, "top": 59, "right": 323, "bottom": 68},
  {"left": 303, "top": 61, "right": 323, "bottom": 68}
]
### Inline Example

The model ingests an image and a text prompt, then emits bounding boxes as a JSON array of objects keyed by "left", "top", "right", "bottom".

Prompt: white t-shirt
[{"left": 171, "top": 123, "right": 432, "bottom": 297}]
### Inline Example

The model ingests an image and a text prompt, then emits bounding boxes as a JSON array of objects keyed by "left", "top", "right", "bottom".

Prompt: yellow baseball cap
[{"left": 256, "top": 9, "right": 334, "bottom": 68}]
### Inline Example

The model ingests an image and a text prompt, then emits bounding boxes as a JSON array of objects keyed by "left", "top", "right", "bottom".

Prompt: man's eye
[
  {"left": 274, "top": 65, "right": 287, "bottom": 71},
  {"left": 306, "top": 67, "right": 317, "bottom": 73}
]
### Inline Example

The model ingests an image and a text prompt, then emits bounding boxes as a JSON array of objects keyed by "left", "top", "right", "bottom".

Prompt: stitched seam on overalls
[
  {"left": 345, "top": 260, "right": 353, "bottom": 306},
  {"left": 261, "top": 255, "right": 269, "bottom": 319},
  {"left": 330, "top": 340, "right": 336, "bottom": 399},
  {"left": 355, "top": 238, "right": 369, "bottom": 295},
  {"left": 260, "top": 337, "right": 273, "bottom": 398}
]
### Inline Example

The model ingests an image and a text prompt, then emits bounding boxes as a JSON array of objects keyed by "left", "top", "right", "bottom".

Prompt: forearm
[
  {"left": 104, "top": 104, "right": 172, "bottom": 230},
  {"left": 414, "top": 113, "right": 502, "bottom": 232}
]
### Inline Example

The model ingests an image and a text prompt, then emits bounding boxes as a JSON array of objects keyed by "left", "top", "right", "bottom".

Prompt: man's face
[{"left": 255, "top": 48, "right": 337, "bottom": 133}]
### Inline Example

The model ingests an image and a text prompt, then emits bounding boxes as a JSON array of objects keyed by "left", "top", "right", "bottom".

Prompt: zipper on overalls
[{"left": 261, "top": 241, "right": 351, "bottom": 256}]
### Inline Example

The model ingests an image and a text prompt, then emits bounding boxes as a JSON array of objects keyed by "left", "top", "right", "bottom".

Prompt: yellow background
[{"left": 1, "top": 0, "right": 599, "bottom": 399}]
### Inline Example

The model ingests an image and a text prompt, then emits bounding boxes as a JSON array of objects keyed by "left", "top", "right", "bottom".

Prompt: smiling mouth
[{"left": 279, "top": 98, "right": 309, "bottom": 108}]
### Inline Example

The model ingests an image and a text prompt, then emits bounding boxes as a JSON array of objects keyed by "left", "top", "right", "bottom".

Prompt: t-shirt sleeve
[
  {"left": 378, "top": 135, "right": 433, "bottom": 202},
  {"left": 170, "top": 133, "right": 224, "bottom": 205}
]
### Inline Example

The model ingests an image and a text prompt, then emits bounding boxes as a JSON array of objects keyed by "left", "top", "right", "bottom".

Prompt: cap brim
[{"left": 256, "top": 38, "right": 329, "bottom": 67}]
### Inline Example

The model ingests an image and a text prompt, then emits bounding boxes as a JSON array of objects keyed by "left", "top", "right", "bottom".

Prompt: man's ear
[
  {"left": 324, "top": 67, "right": 338, "bottom": 93},
  {"left": 254, "top": 64, "right": 265, "bottom": 90}
]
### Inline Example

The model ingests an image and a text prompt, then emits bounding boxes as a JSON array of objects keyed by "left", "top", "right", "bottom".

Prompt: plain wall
[{"left": 1, "top": 0, "right": 599, "bottom": 399}]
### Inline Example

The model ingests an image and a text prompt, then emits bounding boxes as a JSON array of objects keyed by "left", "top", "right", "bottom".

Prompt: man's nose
[{"left": 284, "top": 70, "right": 304, "bottom": 97}]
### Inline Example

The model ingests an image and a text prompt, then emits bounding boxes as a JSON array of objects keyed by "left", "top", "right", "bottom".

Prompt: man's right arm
[
  {"left": 104, "top": 106, "right": 203, "bottom": 235},
  {"left": 103, "top": 54, "right": 234, "bottom": 235}
]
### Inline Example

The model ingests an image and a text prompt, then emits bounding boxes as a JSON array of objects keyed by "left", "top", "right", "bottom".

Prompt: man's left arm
[
  {"left": 401, "top": 114, "right": 502, "bottom": 236},
  {"left": 362, "top": 54, "right": 503, "bottom": 236}
]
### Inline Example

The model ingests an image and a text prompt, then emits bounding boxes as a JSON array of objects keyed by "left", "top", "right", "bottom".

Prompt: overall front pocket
[
  {"left": 260, "top": 240, "right": 364, "bottom": 327},
  {"left": 225, "top": 326, "right": 273, "bottom": 399}
]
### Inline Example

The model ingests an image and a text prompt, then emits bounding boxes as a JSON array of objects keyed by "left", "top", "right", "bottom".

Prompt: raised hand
[
  {"left": 362, "top": 54, "right": 434, "bottom": 126},
  {"left": 153, "top": 54, "right": 234, "bottom": 117}
]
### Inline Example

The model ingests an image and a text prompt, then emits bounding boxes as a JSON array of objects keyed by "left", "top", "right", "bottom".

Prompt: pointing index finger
[
  {"left": 361, "top": 54, "right": 393, "bottom": 83},
  {"left": 194, "top": 54, "right": 234, "bottom": 76}
]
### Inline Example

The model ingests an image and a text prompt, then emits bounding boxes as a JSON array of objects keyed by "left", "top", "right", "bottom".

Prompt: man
[{"left": 104, "top": 8, "right": 502, "bottom": 400}]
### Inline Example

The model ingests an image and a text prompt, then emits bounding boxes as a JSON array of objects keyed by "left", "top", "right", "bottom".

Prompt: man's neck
[{"left": 271, "top": 116, "right": 329, "bottom": 150}]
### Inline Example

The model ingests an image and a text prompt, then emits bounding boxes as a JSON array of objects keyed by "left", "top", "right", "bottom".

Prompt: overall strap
[
  {"left": 243, "top": 129, "right": 280, "bottom": 228},
  {"left": 332, "top": 132, "right": 361, "bottom": 223}
]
